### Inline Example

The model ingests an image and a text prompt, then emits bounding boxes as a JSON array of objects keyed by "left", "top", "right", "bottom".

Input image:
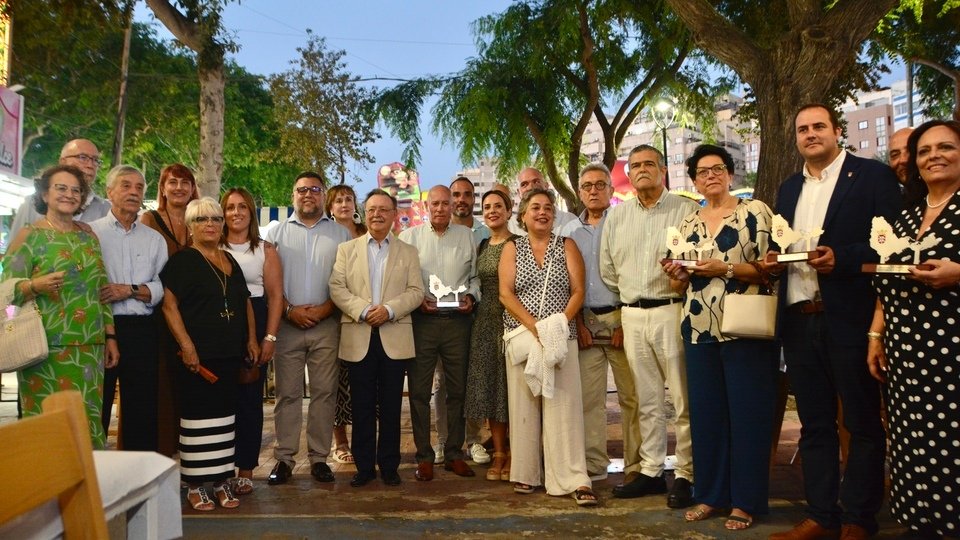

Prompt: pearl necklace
[{"left": 926, "top": 192, "right": 953, "bottom": 209}]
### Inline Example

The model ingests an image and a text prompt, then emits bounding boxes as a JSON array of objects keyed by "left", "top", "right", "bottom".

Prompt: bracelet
[
  {"left": 866, "top": 331, "right": 884, "bottom": 340},
  {"left": 104, "top": 333, "right": 117, "bottom": 340},
  {"left": 284, "top": 304, "right": 293, "bottom": 319},
  {"left": 28, "top": 280, "right": 38, "bottom": 296},
  {"left": 264, "top": 333, "right": 277, "bottom": 342}
]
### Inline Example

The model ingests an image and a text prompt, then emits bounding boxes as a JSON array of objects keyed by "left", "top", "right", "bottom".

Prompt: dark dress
[
  {"left": 874, "top": 196, "right": 960, "bottom": 537},
  {"left": 160, "top": 248, "right": 250, "bottom": 483},
  {"left": 464, "top": 236, "right": 514, "bottom": 423}
]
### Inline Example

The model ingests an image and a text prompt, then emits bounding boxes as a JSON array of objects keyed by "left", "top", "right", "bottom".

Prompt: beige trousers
[{"left": 507, "top": 338, "right": 590, "bottom": 495}]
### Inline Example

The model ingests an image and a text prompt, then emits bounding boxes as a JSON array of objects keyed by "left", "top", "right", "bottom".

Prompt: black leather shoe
[
  {"left": 311, "top": 462, "right": 335, "bottom": 482},
  {"left": 350, "top": 471, "right": 376, "bottom": 487},
  {"left": 267, "top": 461, "right": 292, "bottom": 485},
  {"left": 666, "top": 477, "right": 694, "bottom": 508},
  {"left": 381, "top": 470, "right": 402, "bottom": 486},
  {"left": 611, "top": 473, "right": 667, "bottom": 499}
]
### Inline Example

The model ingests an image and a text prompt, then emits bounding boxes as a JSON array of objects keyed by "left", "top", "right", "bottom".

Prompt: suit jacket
[
  {"left": 775, "top": 152, "right": 902, "bottom": 346},
  {"left": 329, "top": 233, "right": 424, "bottom": 361}
]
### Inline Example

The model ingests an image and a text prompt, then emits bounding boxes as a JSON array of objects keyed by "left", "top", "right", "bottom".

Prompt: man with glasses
[
  {"left": 561, "top": 163, "right": 639, "bottom": 485},
  {"left": 10, "top": 139, "right": 111, "bottom": 237},
  {"left": 329, "top": 189, "right": 424, "bottom": 487},
  {"left": 264, "top": 171, "right": 352, "bottom": 485},
  {"left": 600, "top": 144, "right": 697, "bottom": 508}
]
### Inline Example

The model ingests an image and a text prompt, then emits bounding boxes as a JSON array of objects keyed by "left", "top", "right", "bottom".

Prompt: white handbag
[
  {"left": 720, "top": 290, "right": 777, "bottom": 340},
  {"left": 0, "top": 279, "right": 49, "bottom": 372}
]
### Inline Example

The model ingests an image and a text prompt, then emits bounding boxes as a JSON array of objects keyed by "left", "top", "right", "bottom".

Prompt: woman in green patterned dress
[{"left": 2, "top": 165, "right": 118, "bottom": 448}]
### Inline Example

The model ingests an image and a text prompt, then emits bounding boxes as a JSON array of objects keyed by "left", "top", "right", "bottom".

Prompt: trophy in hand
[
  {"left": 429, "top": 274, "right": 467, "bottom": 309},
  {"left": 862, "top": 216, "right": 938, "bottom": 273},
  {"left": 661, "top": 227, "right": 716, "bottom": 267},
  {"left": 765, "top": 214, "right": 823, "bottom": 263}
]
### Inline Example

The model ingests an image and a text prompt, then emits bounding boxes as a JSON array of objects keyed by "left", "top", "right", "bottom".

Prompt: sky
[{"left": 135, "top": 0, "right": 513, "bottom": 195}]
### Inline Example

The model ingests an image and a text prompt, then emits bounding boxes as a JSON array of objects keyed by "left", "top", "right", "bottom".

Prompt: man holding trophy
[
  {"left": 764, "top": 104, "right": 901, "bottom": 540},
  {"left": 399, "top": 185, "right": 480, "bottom": 481}
]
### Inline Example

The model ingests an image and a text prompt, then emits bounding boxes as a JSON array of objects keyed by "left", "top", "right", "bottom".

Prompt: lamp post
[{"left": 652, "top": 99, "right": 676, "bottom": 190}]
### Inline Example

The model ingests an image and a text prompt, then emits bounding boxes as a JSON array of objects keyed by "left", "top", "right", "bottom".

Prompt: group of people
[{"left": 2, "top": 105, "right": 958, "bottom": 538}]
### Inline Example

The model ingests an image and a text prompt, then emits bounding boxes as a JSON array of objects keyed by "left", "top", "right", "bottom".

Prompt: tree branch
[
  {"left": 144, "top": 0, "right": 203, "bottom": 51},
  {"left": 663, "top": 0, "right": 765, "bottom": 79}
]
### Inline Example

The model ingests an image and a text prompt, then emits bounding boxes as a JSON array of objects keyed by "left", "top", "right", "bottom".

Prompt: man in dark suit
[
  {"left": 764, "top": 104, "right": 902, "bottom": 540},
  {"left": 329, "top": 189, "right": 425, "bottom": 487}
]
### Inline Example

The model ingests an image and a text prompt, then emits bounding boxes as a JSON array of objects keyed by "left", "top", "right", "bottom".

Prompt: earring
[{"left": 353, "top": 211, "right": 362, "bottom": 224}]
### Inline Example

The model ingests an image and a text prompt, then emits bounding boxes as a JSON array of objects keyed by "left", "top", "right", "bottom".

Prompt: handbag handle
[
  {"left": 747, "top": 260, "right": 777, "bottom": 295},
  {"left": 536, "top": 234, "right": 560, "bottom": 319}
]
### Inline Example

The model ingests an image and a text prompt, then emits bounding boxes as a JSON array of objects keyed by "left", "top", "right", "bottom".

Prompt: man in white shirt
[{"left": 508, "top": 167, "right": 577, "bottom": 235}]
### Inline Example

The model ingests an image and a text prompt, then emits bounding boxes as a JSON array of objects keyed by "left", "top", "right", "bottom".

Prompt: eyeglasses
[
  {"left": 194, "top": 216, "right": 225, "bottom": 224},
  {"left": 52, "top": 183, "right": 83, "bottom": 195},
  {"left": 579, "top": 181, "right": 609, "bottom": 192},
  {"left": 64, "top": 153, "right": 102, "bottom": 166},
  {"left": 365, "top": 206, "right": 396, "bottom": 216},
  {"left": 695, "top": 164, "right": 727, "bottom": 178},
  {"left": 296, "top": 186, "right": 323, "bottom": 194}
]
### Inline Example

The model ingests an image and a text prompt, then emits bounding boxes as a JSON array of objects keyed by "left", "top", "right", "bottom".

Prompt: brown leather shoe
[
  {"left": 769, "top": 519, "right": 840, "bottom": 540},
  {"left": 839, "top": 524, "right": 870, "bottom": 540},
  {"left": 444, "top": 459, "right": 476, "bottom": 477},
  {"left": 415, "top": 461, "right": 434, "bottom": 482}
]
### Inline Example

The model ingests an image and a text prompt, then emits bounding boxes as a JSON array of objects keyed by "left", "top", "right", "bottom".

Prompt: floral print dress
[{"left": 3, "top": 225, "right": 113, "bottom": 448}]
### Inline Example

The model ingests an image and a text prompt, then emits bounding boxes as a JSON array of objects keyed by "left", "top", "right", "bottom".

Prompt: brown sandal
[{"left": 500, "top": 452, "right": 511, "bottom": 481}]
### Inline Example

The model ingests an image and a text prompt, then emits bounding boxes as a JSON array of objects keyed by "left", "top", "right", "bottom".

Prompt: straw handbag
[{"left": 0, "top": 279, "right": 49, "bottom": 372}]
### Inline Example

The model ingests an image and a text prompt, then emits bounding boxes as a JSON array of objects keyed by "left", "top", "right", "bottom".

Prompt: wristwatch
[
  {"left": 725, "top": 264, "right": 735, "bottom": 279},
  {"left": 130, "top": 283, "right": 140, "bottom": 298},
  {"left": 264, "top": 334, "right": 278, "bottom": 342}
]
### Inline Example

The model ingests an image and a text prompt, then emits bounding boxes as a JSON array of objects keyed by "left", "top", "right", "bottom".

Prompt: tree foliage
[
  {"left": 663, "top": 0, "right": 898, "bottom": 204},
  {"left": 269, "top": 33, "right": 379, "bottom": 185},
  {"left": 872, "top": 1, "right": 960, "bottom": 120},
  {"left": 375, "top": 0, "right": 712, "bottom": 211}
]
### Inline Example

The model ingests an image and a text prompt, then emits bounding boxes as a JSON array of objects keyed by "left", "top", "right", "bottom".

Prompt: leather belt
[
  {"left": 788, "top": 300, "right": 824, "bottom": 314},
  {"left": 415, "top": 311, "right": 468, "bottom": 319},
  {"left": 588, "top": 305, "right": 621, "bottom": 315},
  {"left": 624, "top": 298, "right": 682, "bottom": 309}
]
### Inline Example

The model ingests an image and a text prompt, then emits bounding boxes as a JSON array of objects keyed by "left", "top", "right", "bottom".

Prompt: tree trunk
[
  {"left": 111, "top": 2, "right": 133, "bottom": 168},
  {"left": 912, "top": 57, "right": 960, "bottom": 122},
  {"left": 663, "top": 0, "right": 899, "bottom": 206},
  {"left": 197, "top": 62, "right": 224, "bottom": 197}
]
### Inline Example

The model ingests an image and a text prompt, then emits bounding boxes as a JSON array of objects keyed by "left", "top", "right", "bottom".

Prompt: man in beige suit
[{"left": 329, "top": 189, "right": 424, "bottom": 487}]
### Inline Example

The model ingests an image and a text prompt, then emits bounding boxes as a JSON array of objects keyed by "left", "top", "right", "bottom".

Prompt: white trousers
[
  {"left": 507, "top": 339, "right": 590, "bottom": 495},
  {"left": 620, "top": 304, "right": 693, "bottom": 481}
]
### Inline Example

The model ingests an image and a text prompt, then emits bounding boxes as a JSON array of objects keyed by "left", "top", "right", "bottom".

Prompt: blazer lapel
[
  {"left": 822, "top": 156, "right": 858, "bottom": 231},
  {"left": 357, "top": 238, "right": 372, "bottom": 300}
]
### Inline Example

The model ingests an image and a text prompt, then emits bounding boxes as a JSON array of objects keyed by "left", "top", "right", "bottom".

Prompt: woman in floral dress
[{"left": 2, "top": 165, "right": 118, "bottom": 448}]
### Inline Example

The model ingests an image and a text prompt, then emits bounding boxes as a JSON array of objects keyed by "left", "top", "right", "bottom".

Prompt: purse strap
[
  {"left": 747, "top": 260, "right": 776, "bottom": 295},
  {"left": 536, "top": 234, "right": 560, "bottom": 319}
]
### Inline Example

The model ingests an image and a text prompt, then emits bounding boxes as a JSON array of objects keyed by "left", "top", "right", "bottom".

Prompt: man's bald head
[
  {"left": 426, "top": 185, "right": 453, "bottom": 231},
  {"left": 888, "top": 127, "right": 914, "bottom": 184},
  {"left": 516, "top": 167, "right": 546, "bottom": 198},
  {"left": 58, "top": 139, "right": 101, "bottom": 186}
]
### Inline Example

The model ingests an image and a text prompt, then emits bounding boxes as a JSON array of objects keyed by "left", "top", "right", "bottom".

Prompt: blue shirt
[
  {"left": 361, "top": 233, "right": 395, "bottom": 321},
  {"left": 89, "top": 212, "right": 167, "bottom": 316},
  {"left": 562, "top": 209, "right": 620, "bottom": 309},
  {"left": 266, "top": 214, "right": 351, "bottom": 305}
]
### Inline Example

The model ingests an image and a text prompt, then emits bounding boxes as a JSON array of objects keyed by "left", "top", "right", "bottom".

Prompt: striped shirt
[{"left": 600, "top": 190, "right": 699, "bottom": 303}]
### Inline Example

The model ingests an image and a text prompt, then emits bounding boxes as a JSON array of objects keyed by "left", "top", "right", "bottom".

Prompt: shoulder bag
[{"left": 0, "top": 279, "right": 49, "bottom": 372}]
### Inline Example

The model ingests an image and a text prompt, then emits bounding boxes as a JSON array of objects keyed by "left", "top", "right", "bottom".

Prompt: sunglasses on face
[
  {"left": 296, "top": 186, "right": 323, "bottom": 194},
  {"left": 194, "top": 216, "right": 225, "bottom": 224}
]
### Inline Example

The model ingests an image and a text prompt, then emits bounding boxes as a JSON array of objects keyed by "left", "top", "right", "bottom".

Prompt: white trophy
[
  {"left": 429, "top": 274, "right": 467, "bottom": 309},
  {"left": 765, "top": 214, "right": 824, "bottom": 263},
  {"left": 862, "top": 216, "right": 938, "bottom": 274},
  {"left": 661, "top": 226, "right": 716, "bottom": 267}
]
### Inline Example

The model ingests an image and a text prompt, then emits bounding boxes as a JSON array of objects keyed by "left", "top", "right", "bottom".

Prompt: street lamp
[{"left": 652, "top": 98, "right": 676, "bottom": 189}]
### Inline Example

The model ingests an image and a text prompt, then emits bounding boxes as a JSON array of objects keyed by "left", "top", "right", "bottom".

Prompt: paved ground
[{"left": 0, "top": 372, "right": 906, "bottom": 539}]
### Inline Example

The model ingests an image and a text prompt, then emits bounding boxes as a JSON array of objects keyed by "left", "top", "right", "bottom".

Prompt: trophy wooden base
[
  {"left": 660, "top": 258, "right": 700, "bottom": 267},
  {"left": 765, "top": 251, "right": 816, "bottom": 263},
  {"left": 861, "top": 263, "right": 934, "bottom": 274}
]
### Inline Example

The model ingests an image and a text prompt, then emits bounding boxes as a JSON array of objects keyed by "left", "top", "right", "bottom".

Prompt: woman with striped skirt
[{"left": 160, "top": 197, "right": 259, "bottom": 511}]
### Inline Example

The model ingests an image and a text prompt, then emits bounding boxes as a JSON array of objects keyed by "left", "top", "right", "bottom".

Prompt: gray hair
[
  {"left": 105, "top": 165, "right": 145, "bottom": 190},
  {"left": 185, "top": 196, "right": 224, "bottom": 224},
  {"left": 579, "top": 162, "right": 611, "bottom": 181},
  {"left": 516, "top": 187, "right": 556, "bottom": 232}
]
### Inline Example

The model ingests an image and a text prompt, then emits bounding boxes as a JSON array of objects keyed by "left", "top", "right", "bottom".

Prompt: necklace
[
  {"left": 197, "top": 247, "right": 234, "bottom": 322},
  {"left": 164, "top": 208, "right": 187, "bottom": 248},
  {"left": 926, "top": 192, "right": 954, "bottom": 209},
  {"left": 45, "top": 217, "right": 74, "bottom": 232}
]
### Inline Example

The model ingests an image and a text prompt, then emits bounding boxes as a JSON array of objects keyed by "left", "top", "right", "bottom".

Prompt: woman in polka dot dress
[{"left": 868, "top": 119, "right": 960, "bottom": 539}]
